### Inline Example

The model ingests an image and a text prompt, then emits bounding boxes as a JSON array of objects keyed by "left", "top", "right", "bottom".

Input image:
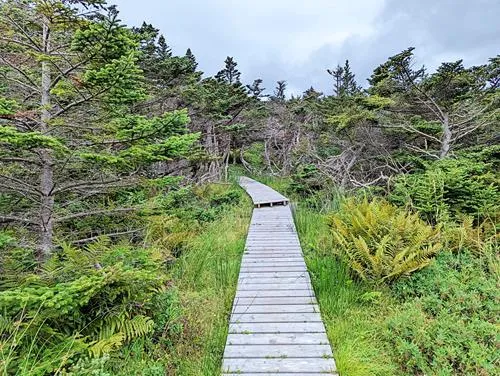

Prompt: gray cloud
[{"left": 113, "top": 0, "right": 500, "bottom": 96}]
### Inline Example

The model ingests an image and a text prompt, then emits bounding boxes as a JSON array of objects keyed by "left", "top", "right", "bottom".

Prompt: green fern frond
[
  {"left": 89, "top": 332, "right": 125, "bottom": 357},
  {"left": 328, "top": 198, "right": 442, "bottom": 283}
]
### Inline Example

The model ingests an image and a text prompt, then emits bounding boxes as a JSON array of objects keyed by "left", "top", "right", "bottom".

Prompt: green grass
[
  {"left": 294, "top": 206, "right": 397, "bottom": 376},
  {"left": 163, "top": 190, "right": 252, "bottom": 375}
]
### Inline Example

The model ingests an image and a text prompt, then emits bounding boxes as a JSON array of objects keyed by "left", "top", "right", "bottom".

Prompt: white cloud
[{"left": 112, "top": 0, "right": 500, "bottom": 96}]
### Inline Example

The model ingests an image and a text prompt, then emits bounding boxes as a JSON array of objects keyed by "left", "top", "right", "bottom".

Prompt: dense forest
[{"left": 0, "top": 1, "right": 498, "bottom": 375}]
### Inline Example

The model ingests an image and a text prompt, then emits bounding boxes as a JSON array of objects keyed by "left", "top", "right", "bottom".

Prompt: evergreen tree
[
  {"left": 327, "top": 65, "right": 344, "bottom": 97},
  {"left": 303, "top": 86, "right": 323, "bottom": 100},
  {"left": 185, "top": 48, "right": 198, "bottom": 72},
  {"left": 343, "top": 60, "right": 362, "bottom": 95},
  {"left": 215, "top": 56, "right": 242, "bottom": 85},
  {"left": 133, "top": 25, "right": 201, "bottom": 89},
  {"left": 246, "top": 79, "right": 268, "bottom": 99},
  {"left": 272, "top": 80, "right": 287, "bottom": 101},
  {"left": 157, "top": 35, "right": 172, "bottom": 60},
  {"left": 328, "top": 60, "right": 361, "bottom": 97},
  {"left": 0, "top": 1, "right": 198, "bottom": 259},
  {"left": 134, "top": 22, "right": 159, "bottom": 59},
  {"left": 368, "top": 48, "right": 499, "bottom": 158}
]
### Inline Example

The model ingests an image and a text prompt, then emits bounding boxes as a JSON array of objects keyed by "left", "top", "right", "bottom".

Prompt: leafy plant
[
  {"left": 0, "top": 243, "right": 167, "bottom": 374},
  {"left": 329, "top": 198, "right": 442, "bottom": 283},
  {"left": 390, "top": 157, "right": 500, "bottom": 223},
  {"left": 386, "top": 249, "right": 498, "bottom": 375},
  {"left": 290, "top": 164, "right": 324, "bottom": 196}
]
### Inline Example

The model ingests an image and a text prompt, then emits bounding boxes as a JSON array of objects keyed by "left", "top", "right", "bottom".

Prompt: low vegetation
[
  {"left": 290, "top": 178, "right": 498, "bottom": 376},
  {"left": 0, "top": 184, "right": 250, "bottom": 375}
]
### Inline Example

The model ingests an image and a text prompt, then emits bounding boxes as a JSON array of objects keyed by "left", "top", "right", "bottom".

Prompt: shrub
[
  {"left": 385, "top": 250, "right": 498, "bottom": 375},
  {"left": 390, "top": 157, "right": 499, "bottom": 223},
  {"left": 290, "top": 164, "right": 324, "bottom": 196},
  {"left": 329, "top": 198, "right": 441, "bottom": 283},
  {"left": 210, "top": 189, "right": 241, "bottom": 207},
  {"left": 242, "top": 142, "right": 265, "bottom": 168},
  {"left": 0, "top": 242, "right": 168, "bottom": 374}
]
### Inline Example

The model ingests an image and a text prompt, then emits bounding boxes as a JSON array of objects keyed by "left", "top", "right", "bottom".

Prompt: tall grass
[
  {"left": 294, "top": 204, "right": 397, "bottom": 376},
  {"left": 166, "top": 193, "right": 251, "bottom": 375}
]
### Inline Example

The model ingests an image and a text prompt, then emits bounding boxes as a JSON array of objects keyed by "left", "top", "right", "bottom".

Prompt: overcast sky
[{"left": 112, "top": 0, "right": 500, "bottom": 96}]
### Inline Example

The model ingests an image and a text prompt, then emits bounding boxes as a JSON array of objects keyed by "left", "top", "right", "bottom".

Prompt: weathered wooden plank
[
  {"left": 230, "top": 312, "right": 322, "bottom": 323},
  {"left": 237, "top": 283, "right": 313, "bottom": 291},
  {"left": 243, "top": 253, "right": 304, "bottom": 257},
  {"left": 240, "top": 265, "right": 307, "bottom": 271},
  {"left": 226, "top": 332, "right": 329, "bottom": 345},
  {"left": 233, "top": 297, "right": 317, "bottom": 305},
  {"left": 240, "top": 266, "right": 307, "bottom": 276},
  {"left": 224, "top": 344, "right": 333, "bottom": 358},
  {"left": 229, "top": 322, "right": 326, "bottom": 333},
  {"left": 232, "top": 304, "right": 320, "bottom": 314},
  {"left": 235, "top": 289, "right": 315, "bottom": 298},
  {"left": 238, "top": 277, "right": 311, "bottom": 285},
  {"left": 239, "top": 271, "right": 309, "bottom": 278},
  {"left": 241, "top": 257, "right": 304, "bottom": 262},
  {"left": 222, "top": 358, "right": 336, "bottom": 373},
  {"left": 240, "top": 262, "right": 307, "bottom": 268}
]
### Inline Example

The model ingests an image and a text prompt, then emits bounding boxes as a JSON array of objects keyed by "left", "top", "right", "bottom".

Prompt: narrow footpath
[{"left": 222, "top": 177, "right": 337, "bottom": 375}]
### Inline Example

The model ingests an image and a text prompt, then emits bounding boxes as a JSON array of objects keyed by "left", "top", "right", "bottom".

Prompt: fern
[
  {"left": 329, "top": 198, "right": 442, "bottom": 283},
  {"left": 89, "top": 333, "right": 125, "bottom": 358}
]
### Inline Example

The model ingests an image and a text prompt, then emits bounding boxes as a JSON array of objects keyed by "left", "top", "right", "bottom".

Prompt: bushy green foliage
[
  {"left": 0, "top": 241, "right": 167, "bottom": 374},
  {"left": 0, "top": 96, "right": 18, "bottom": 115},
  {"left": 242, "top": 142, "right": 265, "bottom": 168},
  {"left": 289, "top": 164, "right": 324, "bottom": 196},
  {"left": 385, "top": 249, "right": 498, "bottom": 375},
  {"left": 158, "top": 185, "right": 242, "bottom": 224},
  {"left": 329, "top": 198, "right": 442, "bottom": 282},
  {"left": 390, "top": 157, "right": 499, "bottom": 223}
]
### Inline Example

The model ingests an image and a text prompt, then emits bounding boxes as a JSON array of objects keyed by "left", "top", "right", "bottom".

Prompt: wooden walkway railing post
[{"left": 221, "top": 177, "right": 337, "bottom": 375}]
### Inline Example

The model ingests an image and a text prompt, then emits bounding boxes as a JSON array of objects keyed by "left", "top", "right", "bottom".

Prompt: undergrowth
[
  {"left": 291, "top": 179, "right": 499, "bottom": 376},
  {"left": 0, "top": 183, "right": 250, "bottom": 375}
]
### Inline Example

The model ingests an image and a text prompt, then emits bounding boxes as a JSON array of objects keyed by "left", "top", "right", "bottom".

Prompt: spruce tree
[
  {"left": 328, "top": 60, "right": 361, "bottom": 97},
  {"left": 327, "top": 65, "right": 344, "bottom": 97},
  {"left": 272, "top": 80, "right": 287, "bottom": 101},
  {"left": 185, "top": 48, "right": 198, "bottom": 72},
  {"left": 157, "top": 35, "right": 172, "bottom": 60},
  {"left": 215, "top": 56, "right": 242, "bottom": 85},
  {"left": 246, "top": 79, "right": 268, "bottom": 99},
  {"left": 368, "top": 48, "right": 499, "bottom": 158},
  {"left": 342, "top": 60, "right": 362, "bottom": 96},
  {"left": 0, "top": 1, "right": 198, "bottom": 259}
]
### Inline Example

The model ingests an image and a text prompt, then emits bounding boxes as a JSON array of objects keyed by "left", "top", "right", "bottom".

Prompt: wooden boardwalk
[{"left": 222, "top": 177, "right": 337, "bottom": 375}]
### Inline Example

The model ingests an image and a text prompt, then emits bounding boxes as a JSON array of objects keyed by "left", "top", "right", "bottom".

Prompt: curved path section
[{"left": 222, "top": 177, "right": 337, "bottom": 375}]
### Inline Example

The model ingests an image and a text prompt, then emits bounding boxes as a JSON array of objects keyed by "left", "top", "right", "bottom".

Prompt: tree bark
[
  {"left": 440, "top": 113, "right": 451, "bottom": 159},
  {"left": 38, "top": 16, "right": 55, "bottom": 261}
]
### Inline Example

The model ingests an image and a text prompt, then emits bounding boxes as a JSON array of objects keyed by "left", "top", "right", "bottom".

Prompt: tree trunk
[
  {"left": 38, "top": 16, "right": 55, "bottom": 261},
  {"left": 440, "top": 113, "right": 451, "bottom": 159}
]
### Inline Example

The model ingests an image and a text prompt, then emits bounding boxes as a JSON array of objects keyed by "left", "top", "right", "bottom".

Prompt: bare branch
[
  {"left": 0, "top": 215, "right": 37, "bottom": 225},
  {"left": 53, "top": 87, "right": 110, "bottom": 118},
  {"left": 71, "top": 229, "right": 143, "bottom": 244},
  {"left": 3, "top": 14, "right": 42, "bottom": 52},
  {"left": 53, "top": 177, "right": 134, "bottom": 194},
  {"left": 405, "top": 144, "right": 440, "bottom": 159},
  {"left": 0, "top": 157, "right": 41, "bottom": 165},
  {"left": 55, "top": 207, "right": 138, "bottom": 222},
  {"left": 0, "top": 174, "right": 42, "bottom": 195}
]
